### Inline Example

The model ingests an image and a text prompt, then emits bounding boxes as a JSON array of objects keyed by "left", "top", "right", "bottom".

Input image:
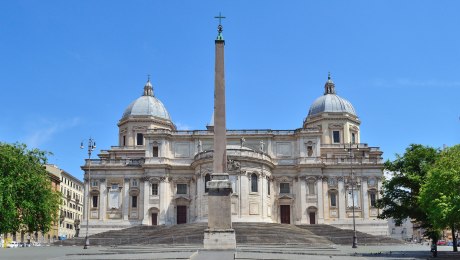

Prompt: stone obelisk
[{"left": 203, "top": 13, "right": 236, "bottom": 250}]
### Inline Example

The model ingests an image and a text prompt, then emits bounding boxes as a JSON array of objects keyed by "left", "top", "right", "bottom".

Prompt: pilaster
[
  {"left": 338, "top": 177, "right": 346, "bottom": 219},
  {"left": 123, "top": 179, "right": 129, "bottom": 220},
  {"left": 99, "top": 179, "right": 106, "bottom": 220},
  {"left": 362, "top": 177, "right": 369, "bottom": 219},
  {"left": 317, "top": 177, "right": 324, "bottom": 223}
]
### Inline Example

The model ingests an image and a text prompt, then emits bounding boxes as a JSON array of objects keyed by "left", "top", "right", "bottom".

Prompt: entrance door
[
  {"left": 177, "top": 206, "right": 187, "bottom": 224},
  {"left": 280, "top": 205, "right": 290, "bottom": 224},
  {"left": 309, "top": 212, "right": 316, "bottom": 224},
  {"left": 152, "top": 213, "right": 158, "bottom": 226}
]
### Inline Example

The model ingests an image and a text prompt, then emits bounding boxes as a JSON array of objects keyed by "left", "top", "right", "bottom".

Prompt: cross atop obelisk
[
  {"left": 214, "top": 12, "right": 225, "bottom": 40},
  {"left": 214, "top": 12, "right": 226, "bottom": 25},
  {"left": 203, "top": 12, "right": 236, "bottom": 250}
]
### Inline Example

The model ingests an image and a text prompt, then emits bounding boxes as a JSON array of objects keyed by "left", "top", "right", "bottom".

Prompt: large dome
[
  {"left": 307, "top": 75, "right": 357, "bottom": 117},
  {"left": 121, "top": 80, "right": 172, "bottom": 121}
]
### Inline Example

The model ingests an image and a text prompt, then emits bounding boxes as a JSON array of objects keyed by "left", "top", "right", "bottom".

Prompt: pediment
[{"left": 278, "top": 194, "right": 294, "bottom": 200}]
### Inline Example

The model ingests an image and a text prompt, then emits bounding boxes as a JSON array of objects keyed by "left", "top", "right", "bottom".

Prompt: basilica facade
[{"left": 82, "top": 74, "right": 387, "bottom": 236}]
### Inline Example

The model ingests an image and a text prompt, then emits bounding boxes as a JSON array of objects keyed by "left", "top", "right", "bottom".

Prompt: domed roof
[
  {"left": 307, "top": 74, "right": 357, "bottom": 117},
  {"left": 121, "top": 79, "right": 172, "bottom": 121}
]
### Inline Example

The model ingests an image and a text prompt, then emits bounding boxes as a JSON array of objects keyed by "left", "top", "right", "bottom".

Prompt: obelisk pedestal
[
  {"left": 203, "top": 173, "right": 235, "bottom": 249},
  {"left": 203, "top": 14, "right": 236, "bottom": 250}
]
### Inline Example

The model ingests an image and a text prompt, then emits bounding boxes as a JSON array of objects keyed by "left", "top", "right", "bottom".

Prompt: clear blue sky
[{"left": 1, "top": 1, "right": 459, "bottom": 181}]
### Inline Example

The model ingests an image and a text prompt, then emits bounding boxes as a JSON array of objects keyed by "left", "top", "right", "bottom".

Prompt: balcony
[
  {"left": 321, "top": 157, "right": 383, "bottom": 165},
  {"left": 146, "top": 128, "right": 319, "bottom": 136}
]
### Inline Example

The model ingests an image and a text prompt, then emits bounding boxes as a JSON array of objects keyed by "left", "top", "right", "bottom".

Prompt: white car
[{"left": 7, "top": 241, "right": 19, "bottom": 248}]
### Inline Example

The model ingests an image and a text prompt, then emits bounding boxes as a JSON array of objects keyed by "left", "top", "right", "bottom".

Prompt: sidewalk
[{"left": 0, "top": 244, "right": 458, "bottom": 260}]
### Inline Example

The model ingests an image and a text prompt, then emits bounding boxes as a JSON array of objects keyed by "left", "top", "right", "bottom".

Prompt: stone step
[
  {"left": 296, "top": 224, "right": 403, "bottom": 245},
  {"left": 56, "top": 222, "right": 401, "bottom": 247}
]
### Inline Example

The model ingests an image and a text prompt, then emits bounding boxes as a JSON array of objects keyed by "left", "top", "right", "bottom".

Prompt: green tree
[
  {"left": 420, "top": 145, "right": 460, "bottom": 252},
  {"left": 377, "top": 144, "right": 440, "bottom": 239},
  {"left": 0, "top": 143, "right": 61, "bottom": 238}
]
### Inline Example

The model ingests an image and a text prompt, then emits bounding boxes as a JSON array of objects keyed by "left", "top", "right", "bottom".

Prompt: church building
[{"left": 82, "top": 26, "right": 387, "bottom": 236}]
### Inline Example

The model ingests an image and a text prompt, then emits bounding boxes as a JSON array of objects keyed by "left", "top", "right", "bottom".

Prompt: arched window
[
  {"left": 204, "top": 174, "right": 211, "bottom": 193},
  {"left": 267, "top": 178, "right": 270, "bottom": 195},
  {"left": 251, "top": 173, "right": 258, "bottom": 192}
]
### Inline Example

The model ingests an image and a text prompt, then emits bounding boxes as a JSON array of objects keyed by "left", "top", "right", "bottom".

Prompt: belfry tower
[{"left": 203, "top": 13, "right": 237, "bottom": 250}]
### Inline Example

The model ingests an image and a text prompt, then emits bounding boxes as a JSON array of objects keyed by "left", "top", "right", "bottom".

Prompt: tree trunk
[{"left": 452, "top": 225, "right": 458, "bottom": 252}]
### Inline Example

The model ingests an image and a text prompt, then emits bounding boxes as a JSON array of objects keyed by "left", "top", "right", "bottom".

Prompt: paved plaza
[{"left": 0, "top": 244, "right": 459, "bottom": 260}]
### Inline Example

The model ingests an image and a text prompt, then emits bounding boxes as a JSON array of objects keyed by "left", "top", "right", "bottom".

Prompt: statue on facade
[
  {"left": 259, "top": 140, "right": 265, "bottom": 152},
  {"left": 197, "top": 140, "right": 203, "bottom": 152}
]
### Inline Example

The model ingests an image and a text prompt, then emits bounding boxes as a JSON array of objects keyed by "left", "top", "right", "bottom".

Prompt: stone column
[
  {"left": 159, "top": 179, "right": 167, "bottom": 225},
  {"left": 259, "top": 173, "right": 264, "bottom": 219},
  {"left": 299, "top": 178, "right": 307, "bottom": 224},
  {"left": 362, "top": 177, "right": 369, "bottom": 219},
  {"left": 142, "top": 179, "right": 149, "bottom": 224},
  {"left": 317, "top": 177, "right": 324, "bottom": 223},
  {"left": 99, "top": 179, "right": 106, "bottom": 220},
  {"left": 123, "top": 179, "right": 129, "bottom": 220},
  {"left": 322, "top": 179, "right": 329, "bottom": 221},
  {"left": 338, "top": 177, "right": 346, "bottom": 220}
]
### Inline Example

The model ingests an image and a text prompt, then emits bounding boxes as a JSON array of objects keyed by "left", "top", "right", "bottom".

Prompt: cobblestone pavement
[{"left": 0, "top": 244, "right": 458, "bottom": 260}]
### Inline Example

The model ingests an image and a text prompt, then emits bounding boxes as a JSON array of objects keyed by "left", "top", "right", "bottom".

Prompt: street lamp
[
  {"left": 81, "top": 138, "right": 96, "bottom": 249},
  {"left": 344, "top": 142, "right": 359, "bottom": 248}
]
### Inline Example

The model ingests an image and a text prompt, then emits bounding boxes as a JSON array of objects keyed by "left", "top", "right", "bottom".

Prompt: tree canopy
[
  {"left": 0, "top": 143, "right": 61, "bottom": 236},
  {"left": 419, "top": 145, "right": 460, "bottom": 252},
  {"left": 377, "top": 144, "right": 439, "bottom": 228}
]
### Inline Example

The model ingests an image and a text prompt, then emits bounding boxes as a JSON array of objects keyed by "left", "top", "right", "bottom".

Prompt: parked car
[
  {"left": 7, "top": 241, "right": 19, "bottom": 248},
  {"left": 31, "top": 242, "right": 41, "bottom": 247},
  {"left": 437, "top": 240, "right": 447, "bottom": 246}
]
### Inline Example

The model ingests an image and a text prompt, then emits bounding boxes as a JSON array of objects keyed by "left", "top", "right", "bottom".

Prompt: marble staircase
[{"left": 55, "top": 223, "right": 402, "bottom": 247}]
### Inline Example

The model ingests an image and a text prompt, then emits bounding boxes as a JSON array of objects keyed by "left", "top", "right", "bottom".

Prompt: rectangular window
[
  {"left": 330, "top": 193, "right": 337, "bottom": 207},
  {"left": 308, "top": 182, "right": 316, "bottom": 195},
  {"left": 370, "top": 193, "right": 377, "bottom": 207},
  {"left": 123, "top": 135, "right": 126, "bottom": 146},
  {"left": 351, "top": 133, "right": 356, "bottom": 144},
  {"left": 137, "top": 133, "right": 144, "bottom": 145},
  {"left": 132, "top": 196, "right": 137, "bottom": 208},
  {"left": 132, "top": 179, "right": 138, "bottom": 187},
  {"left": 151, "top": 183, "right": 158, "bottom": 195},
  {"left": 91, "top": 180, "right": 98, "bottom": 187},
  {"left": 111, "top": 184, "right": 119, "bottom": 190},
  {"left": 92, "top": 195, "right": 98, "bottom": 208},
  {"left": 333, "top": 131, "right": 340, "bottom": 143},
  {"left": 152, "top": 146, "right": 159, "bottom": 157},
  {"left": 177, "top": 184, "right": 187, "bottom": 194},
  {"left": 280, "top": 183, "right": 290, "bottom": 194}
]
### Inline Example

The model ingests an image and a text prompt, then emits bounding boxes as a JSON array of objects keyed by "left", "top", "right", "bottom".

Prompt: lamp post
[
  {"left": 81, "top": 138, "right": 96, "bottom": 249},
  {"left": 344, "top": 142, "right": 359, "bottom": 248}
]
